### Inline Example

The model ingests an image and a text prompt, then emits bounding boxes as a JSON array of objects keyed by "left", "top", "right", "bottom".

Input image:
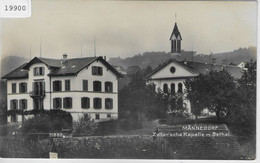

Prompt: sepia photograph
[{"left": 0, "top": 0, "right": 257, "bottom": 160}]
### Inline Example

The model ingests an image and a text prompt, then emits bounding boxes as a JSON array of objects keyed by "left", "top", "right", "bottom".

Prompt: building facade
[
  {"left": 147, "top": 22, "right": 243, "bottom": 115},
  {"left": 2, "top": 55, "right": 122, "bottom": 123}
]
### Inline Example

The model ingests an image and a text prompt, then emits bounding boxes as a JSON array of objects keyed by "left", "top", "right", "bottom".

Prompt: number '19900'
[{"left": 5, "top": 5, "right": 26, "bottom": 11}]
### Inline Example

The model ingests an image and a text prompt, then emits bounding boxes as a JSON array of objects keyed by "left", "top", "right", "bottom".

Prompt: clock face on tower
[{"left": 170, "top": 66, "right": 176, "bottom": 73}]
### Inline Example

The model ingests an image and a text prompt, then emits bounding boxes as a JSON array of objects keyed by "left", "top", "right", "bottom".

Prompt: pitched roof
[
  {"left": 170, "top": 23, "right": 182, "bottom": 40},
  {"left": 146, "top": 59, "right": 198, "bottom": 78},
  {"left": 2, "top": 56, "right": 123, "bottom": 79},
  {"left": 23, "top": 57, "right": 62, "bottom": 69},
  {"left": 1, "top": 63, "right": 28, "bottom": 79},
  {"left": 49, "top": 57, "right": 98, "bottom": 76},
  {"left": 147, "top": 59, "right": 243, "bottom": 80},
  {"left": 184, "top": 61, "right": 243, "bottom": 79}
]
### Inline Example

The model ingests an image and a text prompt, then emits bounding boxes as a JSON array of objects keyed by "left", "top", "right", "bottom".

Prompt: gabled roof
[
  {"left": 146, "top": 59, "right": 198, "bottom": 79},
  {"left": 147, "top": 59, "right": 243, "bottom": 80},
  {"left": 2, "top": 63, "right": 28, "bottom": 79},
  {"left": 2, "top": 56, "right": 123, "bottom": 79},
  {"left": 170, "top": 23, "right": 182, "bottom": 40},
  {"left": 23, "top": 57, "right": 62, "bottom": 69},
  {"left": 49, "top": 56, "right": 123, "bottom": 78}
]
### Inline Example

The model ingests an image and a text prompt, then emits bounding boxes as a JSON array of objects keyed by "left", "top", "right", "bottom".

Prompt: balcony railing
[{"left": 29, "top": 90, "right": 45, "bottom": 97}]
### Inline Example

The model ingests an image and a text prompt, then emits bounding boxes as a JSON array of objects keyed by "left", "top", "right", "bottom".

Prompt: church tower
[{"left": 170, "top": 23, "right": 182, "bottom": 54}]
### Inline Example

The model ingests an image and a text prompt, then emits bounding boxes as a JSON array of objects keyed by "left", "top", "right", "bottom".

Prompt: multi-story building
[{"left": 2, "top": 55, "right": 122, "bottom": 123}]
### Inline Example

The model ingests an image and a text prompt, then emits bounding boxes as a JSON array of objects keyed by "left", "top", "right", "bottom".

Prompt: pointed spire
[{"left": 170, "top": 23, "right": 182, "bottom": 40}]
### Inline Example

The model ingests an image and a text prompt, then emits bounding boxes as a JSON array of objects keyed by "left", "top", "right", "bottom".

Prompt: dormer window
[
  {"left": 92, "top": 66, "right": 103, "bottom": 76},
  {"left": 33, "top": 67, "right": 45, "bottom": 76}
]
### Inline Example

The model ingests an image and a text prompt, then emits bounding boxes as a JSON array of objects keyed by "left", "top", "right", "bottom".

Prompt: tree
[
  {"left": 185, "top": 70, "right": 237, "bottom": 121},
  {"left": 20, "top": 109, "right": 72, "bottom": 134},
  {"left": 118, "top": 72, "right": 167, "bottom": 129},
  {"left": 230, "top": 60, "right": 256, "bottom": 133},
  {"left": 72, "top": 114, "right": 98, "bottom": 136}
]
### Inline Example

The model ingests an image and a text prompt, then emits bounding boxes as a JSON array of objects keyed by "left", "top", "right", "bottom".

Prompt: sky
[{"left": 0, "top": 0, "right": 257, "bottom": 60}]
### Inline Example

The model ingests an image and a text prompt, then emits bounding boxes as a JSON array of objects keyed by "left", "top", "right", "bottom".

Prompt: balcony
[{"left": 30, "top": 90, "right": 45, "bottom": 98}]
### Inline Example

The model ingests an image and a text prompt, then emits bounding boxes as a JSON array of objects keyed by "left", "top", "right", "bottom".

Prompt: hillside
[
  {"left": 0, "top": 56, "right": 28, "bottom": 77},
  {"left": 109, "top": 47, "right": 257, "bottom": 69}
]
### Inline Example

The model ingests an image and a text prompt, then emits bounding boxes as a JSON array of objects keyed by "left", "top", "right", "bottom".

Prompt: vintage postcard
[{"left": 0, "top": 0, "right": 257, "bottom": 161}]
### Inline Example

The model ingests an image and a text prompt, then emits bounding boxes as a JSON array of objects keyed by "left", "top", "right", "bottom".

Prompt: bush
[
  {"left": 20, "top": 109, "right": 72, "bottom": 134},
  {"left": 72, "top": 115, "right": 98, "bottom": 136}
]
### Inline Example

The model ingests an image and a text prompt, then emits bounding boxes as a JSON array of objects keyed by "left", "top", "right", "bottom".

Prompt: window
[
  {"left": 171, "top": 40, "right": 177, "bottom": 52},
  {"left": 163, "top": 84, "right": 168, "bottom": 94},
  {"left": 83, "top": 80, "right": 88, "bottom": 91},
  {"left": 95, "top": 114, "right": 100, "bottom": 120},
  {"left": 19, "top": 99, "right": 27, "bottom": 110},
  {"left": 33, "top": 67, "right": 45, "bottom": 76},
  {"left": 81, "top": 97, "right": 90, "bottom": 109},
  {"left": 178, "top": 83, "right": 183, "bottom": 93},
  {"left": 65, "top": 80, "right": 70, "bottom": 91},
  {"left": 12, "top": 83, "right": 16, "bottom": 93},
  {"left": 11, "top": 115, "right": 17, "bottom": 122},
  {"left": 177, "top": 40, "right": 181, "bottom": 52},
  {"left": 10, "top": 100, "right": 18, "bottom": 110},
  {"left": 53, "top": 80, "right": 62, "bottom": 92},
  {"left": 107, "top": 114, "right": 111, "bottom": 118},
  {"left": 171, "top": 83, "right": 175, "bottom": 94},
  {"left": 19, "top": 83, "right": 27, "bottom": 93},
  {"left": 32, "top": 82, "right": 45, "bottom": 96},
  {"left": 93, "top": 81, "right": 101, "bottom": 92},
  {"left": 92, "top": 66, "right": 103, "bottom": 76},
  {"left": 93, "top": 98, "right": 102, "bottom": 109},
  {"left": 105, "top": 82, "right": 113, "bottom": 92},
  {"left": 53, "top": 98, "right": 62, "bottom": 109},
  {"left": 105, "top": 98, "right": 113, "bottom": 109},
  {"left": 63, "top": 97, "right": 72, "bottom": 109}
]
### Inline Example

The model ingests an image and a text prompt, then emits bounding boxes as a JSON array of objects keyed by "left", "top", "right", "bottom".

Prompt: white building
[
  {"left": 147, "top": 22, "right": 243, "bottom": 115},
  {"left": 2, "top": 55, "right": 123, "bottom": 123}
]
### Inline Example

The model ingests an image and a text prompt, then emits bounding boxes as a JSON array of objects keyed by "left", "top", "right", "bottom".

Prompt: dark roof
[
  {"left": 147, "top": 59, "right": 198, "bottom": 78},
  {"left": 147, "top": 59, "right": 243, "bottom": 80},
  {"left": 185, "top": 61, "right": 243, "bottom": 79},
  {"left": 23, "top": 57, "right": 62, "bottom": 69},
  {"left": 170, "top": 23, "right": 182, "bottom": 40},
  {"left": 49, "top": 57, "right": 98, "bottom": 76},
  {"left": 2, "top": 56, "right": 123, "bottom": 79},
  {"left": 2, "top": 63, "right": 28, "bottom": 79}
]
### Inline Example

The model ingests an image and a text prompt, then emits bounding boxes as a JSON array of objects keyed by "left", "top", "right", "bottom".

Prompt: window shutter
[
  {"left": 25, "top": 100, "right": 27, "bottom": 109},
  {"left": 19, "top": 100, "right": 22, "bottom": 110},
  {"left": 53, "top": 98, "right": 56, "bottom": 109},
  {"left": 42, "top": 67, "right": 45, "bottom": 75},
  {"left": 33, "top": 68, "right": 36, "bottom": 76},
  {"left": 87, "top": 98, "right": 90, "bottom": 108},
  {"left": 81, "top": 98, "right": 84, "bottom": 108},
  {"left": 70, "top": 98, "right": 72, "bottom": 108},
  {"left": 63, "top": 98, "right": 66, "bottom": 108},
  {"left": 99, "top": 67, "right": 103, "bottom": 75},
  {"left": 25, "top": 83, "right": 27, "bottom": 93},
  {"left": 92, "top": 67, "right": 95, "bottom": 75},
  {"left": 59, "top": 81, "right": 62, "bottom": 91}
]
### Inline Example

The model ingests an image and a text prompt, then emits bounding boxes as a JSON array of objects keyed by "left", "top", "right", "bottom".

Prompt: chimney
[
  {"left": 61, "top": 53, "right": 68, "bottom": 66},
  {"left": 63, "top": 53, "right": 68, "bottom": 60}
]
